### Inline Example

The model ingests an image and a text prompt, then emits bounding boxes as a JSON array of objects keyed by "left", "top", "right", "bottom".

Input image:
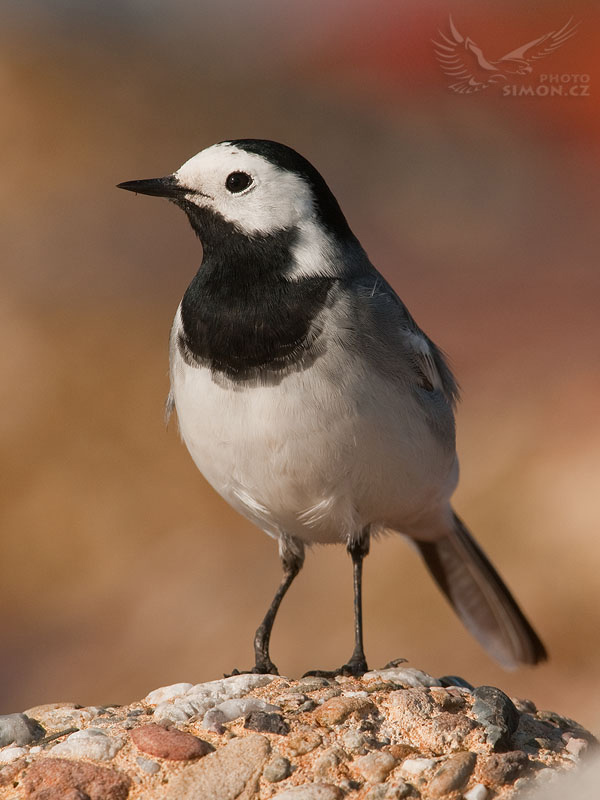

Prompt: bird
[
  {"left": 117, "top": 139, "right": 547, "bottom": 676},
  {"left": 433, "top": 15, "right": 579, "bottom": 94}
]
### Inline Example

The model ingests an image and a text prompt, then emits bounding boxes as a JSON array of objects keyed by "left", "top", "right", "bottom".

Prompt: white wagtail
[{"left": 118, "top": 139, "right": 546, "bottom": 676}]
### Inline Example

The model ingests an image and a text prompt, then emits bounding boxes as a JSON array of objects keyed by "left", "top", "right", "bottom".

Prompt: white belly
[{"left": 170, "top": 324, "right": 457, "bottom": 545}]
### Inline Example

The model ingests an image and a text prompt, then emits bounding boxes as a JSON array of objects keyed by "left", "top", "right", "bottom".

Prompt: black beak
[{"left": 116, "top": 174, "right": 184, "bottom": 199}]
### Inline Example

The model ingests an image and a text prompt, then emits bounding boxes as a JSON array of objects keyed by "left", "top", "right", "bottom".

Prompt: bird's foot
[
  {"left": 225, "top": 660, "right": 279, "bottom": 678},
  {"left": 303, "top": 656, "right": 369, "bottom": 679},
  {"left": 383, "top": 657, "right": 408, "bottom": 669}
]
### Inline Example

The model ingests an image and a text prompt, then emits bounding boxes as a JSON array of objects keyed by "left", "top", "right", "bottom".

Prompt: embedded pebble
[
  {"left": 157, "top": 733, "right": 270, "bottom": 799},
  {"left": 350, "top": 751, "right": 397, "bottom": 783},
  {"left": 464, "top": 784, "right": 488, "bottom": 800},
  {"left": 401, "top": 757, "right": 436, "bottom": 776},
  {"left": 314, "top": 695, "right": 375, "bottom": 726},
  {"left": 0, "top": 746, "right": 28, "bottom": 763},
  {"left": 287, "top": 727, "right": 322, "bottom": 755},
  {"left": 313, "top": 747, "right": 343, "bottom": 778},
  {"left": 245, "top": 711, "right": 289, "bottom": 735},
  {"left": 23, "top": 758, "right": 131, "bottom": 800},
  {"left": 154, "top": 702, "right": 194, "bottom": 724},
  {"left": 365, "top": 784, "right": 412, "bottom": 800},
  {"left": 364, "top": 667, "right": 442, "bottom": 687},
  {"left": 565, "top": 737, "right": 588, "bottom": 758},
  {"left": 472, "top": 686, "right": 519, "bottom": 751},
  {"left": 263, "top": 754, "right": 292, "bottom": 782},
  {"left": 318, "top": 688, "right": 343, "bottom": 702},
  {"left": 425, "top": 712, "right": 478, "bottom": 751},
  {"left": 342, "top": 728, "right": 367, "bottom": 752},
  {"left": 427, "top": 751, "right": 476, "bottom": 796},
  {"left": 144, "top": 683, "right": 195, "bottom": 704},
  {"left": 151, "top": 674, "right": 278, "bottom": 724},
  {"left": 51, "top": 728, "right": 125, "bottom": 760},
  {"left": 276, "top": 692, "right": 310, "bottom": 709},
  {"left": 22, "top": 704, "right": 101, "bottom": 731},
  {"left": 477, "top": 751, "right": 529, "bottom": 785},
  {"left": 202, "top": 697, "right": 280, "bottom": 730},
  {"left": 0, "top": 713, "right": 45, "bottom": 746},
  {"left": 439, "top": 675, "right": 474, "bottom": 690},
  {"left": 271, "top": 783, "right": 343, "bottom": 800},
  {"left": 130, "top": 724, "right": 213, "bottom": 760},
  {"left": 136, "top": 756, "right": 160, "bottom": 774},
  {"left": 389, "top": 689, "right": 435, "bottom": 720},
  {"left": 429, "top": 687, "right": 466, "bottom": 712},
  {"left": 297, "top": 677, "right": 332, "bottom": 691}
]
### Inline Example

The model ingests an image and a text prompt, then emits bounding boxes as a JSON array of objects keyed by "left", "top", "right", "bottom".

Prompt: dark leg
[
  {"left": 228, "top": 535, "right": 304, "bottom": 676},
  {"left": 344, "top": 532, "right": 370, "bottom": 674},
  {"left": 304, "top": 527, "right": 371, "bottom": 678}
]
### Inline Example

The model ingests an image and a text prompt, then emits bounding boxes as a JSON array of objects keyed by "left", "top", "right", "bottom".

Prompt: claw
[
  {"left": 224, "top": 662, "right": 279, "bottom": 678},
  {"left": 383, "top": 657, "right": 408, "bottom": 669},
  {"left": 303, "top": 658, "right": 368, "bottom": 679}
]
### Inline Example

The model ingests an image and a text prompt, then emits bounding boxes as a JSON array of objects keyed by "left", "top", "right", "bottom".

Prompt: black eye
[{"left": 225, "top": 171, "right": 253, "bottom": 193}]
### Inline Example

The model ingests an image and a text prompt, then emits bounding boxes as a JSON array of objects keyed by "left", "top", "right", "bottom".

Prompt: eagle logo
[{"left": 433, "top": 16, "right": 579, "bottom": 94}]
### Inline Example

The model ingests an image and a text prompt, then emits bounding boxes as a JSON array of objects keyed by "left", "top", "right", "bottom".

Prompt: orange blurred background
[{"left": 1, "top": 1, "right": 599, "bottom": 732}]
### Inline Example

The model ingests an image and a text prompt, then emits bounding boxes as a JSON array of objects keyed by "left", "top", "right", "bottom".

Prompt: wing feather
[
  {"left": 501, "top": 18, "right": 579, "bottom": 63},
  {"left": 354, "top": 274, "right": 459, "bottom": 408}
]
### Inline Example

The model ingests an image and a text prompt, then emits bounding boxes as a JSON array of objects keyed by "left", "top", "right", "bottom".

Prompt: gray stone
[
  {"left": 317, "top": 687, "right": 342, "bottom": 702},
  {"left": 364, "top": 668, "right": 442, "bottom": 688},
  {"left": 438, "top": 676, "right": 474, "bottom": 690},
  {"left": 201, "top": 697, "right": 280, "bottom": 729},
  {"left": 263, "top": 755, "right": 292, "bottom": 782},
  {"left": 151, "top": 674, "right": 277, "bottom": 724},
  {"left": 244, "top": 711, "right": 289, "bottom": 735},
  {"left": 154, "top": 702, "right": 194, "bottom": 724},
  {"left": 50, "top": 728, "right": 125, "bottom": 760},
  {"left": 152, "top": 733, "right": 270, "bottom": 799},
  {"left": 297, "top": 677, "right": 332, "bottom": 691},
  {"left": 144, "top": 682, "right": 194, "bottom": 704},
  {"left": 472, "top": 686, "right": 519, "bottom": 751},
  {"left": 136, "top": 756, "right": 160, "bottom": 774},
  {"left": 271, "top": 784, "right": 343, "bottom": 800},
  {"left": 0, "top": 713, "right": 45, "bottom": 746}
]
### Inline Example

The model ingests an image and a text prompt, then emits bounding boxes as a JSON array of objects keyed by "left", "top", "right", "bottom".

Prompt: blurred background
[{"left": 1, "top": 0, "right": 599, "bottom": 732}]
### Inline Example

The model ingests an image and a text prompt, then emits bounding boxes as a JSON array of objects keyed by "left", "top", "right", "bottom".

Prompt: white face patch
[{"left": 174, "top": 142, "right": 316, "bottom": 236}]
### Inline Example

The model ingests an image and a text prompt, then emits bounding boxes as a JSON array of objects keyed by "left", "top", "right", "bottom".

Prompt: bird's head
[
  {"left": 117, "top": 140, "right": 355, "bottom": 253},
  {"left": 503, "top": 58, "right": 533, "bottom": 75}
]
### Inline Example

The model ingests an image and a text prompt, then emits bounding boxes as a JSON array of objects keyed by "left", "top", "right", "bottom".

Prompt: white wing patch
[{"left": 405, "top": 330, "right": 443, "bottom": 392}]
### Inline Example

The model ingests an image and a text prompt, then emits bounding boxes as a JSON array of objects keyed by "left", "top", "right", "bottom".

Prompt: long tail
[{"left": 415, "top": 512, "right": 547, "bottom": 668}]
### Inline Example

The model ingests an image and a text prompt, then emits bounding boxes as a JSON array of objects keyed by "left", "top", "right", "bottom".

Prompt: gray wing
[{"left": 349, "top": 273, "right": 460, "bottom": 409}]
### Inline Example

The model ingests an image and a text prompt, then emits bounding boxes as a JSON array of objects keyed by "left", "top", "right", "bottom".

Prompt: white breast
[{"left": 169, "top": 309, "right": 457, "bottom": 546}]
